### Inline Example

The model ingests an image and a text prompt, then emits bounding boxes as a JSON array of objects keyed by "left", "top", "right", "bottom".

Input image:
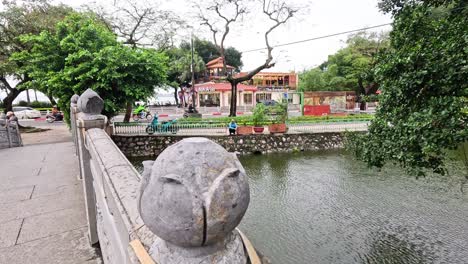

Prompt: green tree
[
  {"left": 165, "top": 47, "right": 206, "bottom": 105},
  {"left": 180, "top": 37, "right": 244, "bottom": 71},
  {"left": 0, "top": 0, "right": 73, "bottom": 112},
  {"left": 347, "top": 0, "right": 468, "bottom": 176},
  {"left": 13, "top": 13, "right": 167, "bottom": 123},
  {"left": 299, "top": 32, "right": 388, "bottom": 109}
]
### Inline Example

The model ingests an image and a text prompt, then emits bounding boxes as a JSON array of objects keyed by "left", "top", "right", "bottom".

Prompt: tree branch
[
  {"left": 0, "top": 76, "right": 13, "bottom": 92},
  {"left": 230, "top": 0, "right": 296, "bottom": 83}
]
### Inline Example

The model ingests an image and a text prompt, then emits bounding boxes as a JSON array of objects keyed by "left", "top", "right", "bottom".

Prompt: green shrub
[
  {"left": 18, "top": 100, "right": 28, "bottom": 106},
  {"left": 252, "top": 103, "right": 266, "bottom": 127},
  {"left": 267, "top": 100, "right": 287, "bottom": 123}
]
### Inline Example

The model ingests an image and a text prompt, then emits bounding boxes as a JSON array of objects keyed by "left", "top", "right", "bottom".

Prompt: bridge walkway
[{"left": 0, "top": 141, "right": 101, "bottom": 263}]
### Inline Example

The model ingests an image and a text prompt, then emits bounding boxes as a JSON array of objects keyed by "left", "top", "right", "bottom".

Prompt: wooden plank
[
  {"left": 129, "top": 239, "right": 156, "bottom": 264},
  {"left": 236, "top": 228, "right": 261, "bottom": 264}
]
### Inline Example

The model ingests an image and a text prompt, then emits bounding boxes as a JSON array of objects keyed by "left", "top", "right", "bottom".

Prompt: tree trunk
[
  {"left": 174, "top": 87, "right": 179, "bottom": 106},
  {"left": 47, "top": 94, "right": 57, "bottom": 106},
  {"left": 34, "top": 90, "right": 38, "bottom": 101},
  {"left": 229, "top": 82, "right": 237, "bottom": 117},
  {"left": 360, "top": 101, "right": 367, "bottom": 111},
  {"left": 26, "top": 89, "right": 31, "bottom": 104},
  {"left": 3, "top": 89, "right": 21, "bottom": 113},
  {"left": 124, "top": 101, "right": 132, "bottom": 122}
]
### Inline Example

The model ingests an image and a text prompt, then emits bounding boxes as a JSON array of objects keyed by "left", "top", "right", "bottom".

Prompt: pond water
[{"left": 130, "top": 150, "right": 468, "bottom": 264}]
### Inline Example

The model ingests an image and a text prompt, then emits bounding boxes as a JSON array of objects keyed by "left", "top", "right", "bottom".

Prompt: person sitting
[
  {"left": 5, "top": 111, "right": 18, "bottom": 125},
  {"left": 228, "top": 119, "right": 237, "bottom": 135},
  {"left": 51, "top": 105, "right": 60, "bottom": 118},
  {"left": 133, "top": 103, "right": 146, "bottom": 116}
]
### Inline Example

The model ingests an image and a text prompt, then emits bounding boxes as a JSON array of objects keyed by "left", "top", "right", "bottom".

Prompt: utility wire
[{"left": 241, "top": 23, "right": 392, "bottom": 53}]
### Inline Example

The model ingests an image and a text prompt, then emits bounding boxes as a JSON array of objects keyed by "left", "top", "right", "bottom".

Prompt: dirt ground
[{"left": 19, "top": 122, "right": 72, "bottom": 146}]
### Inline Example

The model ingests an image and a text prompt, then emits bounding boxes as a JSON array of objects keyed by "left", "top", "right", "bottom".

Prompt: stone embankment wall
[{"left": 112, "top": 132, "right": 345, "bottom": 157}]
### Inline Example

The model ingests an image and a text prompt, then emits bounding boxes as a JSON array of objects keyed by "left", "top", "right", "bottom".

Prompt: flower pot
[
  {"left": 253, "top": 126, "right": 265, "bottom": 133},
  {"left": 268, "top": 123, "right": 287, "bottom": 134},
  {"left": 237, "top": 126, "right": 253, "bottom": 135}
]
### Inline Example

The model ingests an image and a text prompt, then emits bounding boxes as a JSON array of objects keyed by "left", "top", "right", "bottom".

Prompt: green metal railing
[{"left": 113, "top": 122, "right": 228, "bottom": 136}]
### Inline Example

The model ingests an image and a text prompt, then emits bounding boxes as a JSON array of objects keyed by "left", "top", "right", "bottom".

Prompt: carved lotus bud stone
[
  {"left": 71, "top": 94, "right": 80, "bottom": 105},
  {"left": 138, "top": 138, "right": 250, "bottom": 247},
  {"left": 77, "top": 89, "right": 104, "bottom": 114}
]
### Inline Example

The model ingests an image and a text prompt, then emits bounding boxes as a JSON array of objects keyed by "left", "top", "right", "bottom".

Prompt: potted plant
[
  {"left": 236, "top": 119, "right": 253, "bottom": 135},
  {"left": 252, "top": 103, "right": 266, "bottom": 133},
  {"left": 268, "top": 100, "right": 288, "bottom": 134}
]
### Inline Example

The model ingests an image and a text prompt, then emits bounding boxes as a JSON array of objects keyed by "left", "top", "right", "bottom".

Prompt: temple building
[
  {"left": 194, "top": 57, "right": 301, "bottom": 109},
  {"left": 202, "top": 57, "right": 235, "bottom": 82}
]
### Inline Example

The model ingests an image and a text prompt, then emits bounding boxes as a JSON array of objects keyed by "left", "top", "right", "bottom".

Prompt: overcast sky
[
  {"left": 2, "top": 0, "right": 392, "bottom": 102},
  {"left": 60, "top": 0, "right": 392, "bottom": 72}
]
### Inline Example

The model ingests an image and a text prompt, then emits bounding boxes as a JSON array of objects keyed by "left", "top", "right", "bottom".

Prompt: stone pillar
[
  {"left": 139, "top": 137, "right": 251, "bottom": 263},
  {"left": 76, "top": 89, "right": 107, "bottom": 246},
  {"left": 70, "top": 94, "right": 80, "bottom": 157}
]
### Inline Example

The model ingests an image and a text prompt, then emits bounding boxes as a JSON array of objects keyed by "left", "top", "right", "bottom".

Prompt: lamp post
[{"left": 191, "top": 34, "right": 197, "bottom": 112}]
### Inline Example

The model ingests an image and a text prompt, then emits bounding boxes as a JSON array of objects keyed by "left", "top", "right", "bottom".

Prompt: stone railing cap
[
  {"left": 77, "top": 89, "right": 104, "bottom": 115},
  {"left": 71, "top": 94, "right": 80, "bottom": 106},
  {"left": 139, "top": 137, "right": 250, "bottom": 247}
]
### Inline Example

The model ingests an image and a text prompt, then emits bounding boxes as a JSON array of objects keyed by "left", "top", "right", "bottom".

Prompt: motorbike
[
  {"left": 146, "top": 115, "right": 178, "bottom": 135},
  {"left": 133, "top": 107, "right": 152, "bottom": 122},
  {"left": 46, "top": 112, "right": 64, "bottom": 123}
]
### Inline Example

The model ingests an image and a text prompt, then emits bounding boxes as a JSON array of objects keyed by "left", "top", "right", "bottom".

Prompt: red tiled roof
[
  {"left": 195, "top": 82, "right": 257, "bottom": 92},
  {"left": 206, "top": 57, "right": 234, "bottom": 69},
  {"left": 206, "top": 57, "right": 223, "bottom": 67},
  {"left": 236, "top": 71, "right": 296, "bottom": 76},
  {"left": 207, "top": 63, "right": 234, "bottom": 69}
]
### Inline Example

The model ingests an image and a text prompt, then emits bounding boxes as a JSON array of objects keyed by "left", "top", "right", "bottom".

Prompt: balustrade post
[
  {"left": 75, "top": 88, "right": 107, "bottom": 245},
  {"left": 138, "top": 137, "right": 257, "bottom": 263},
  {"left": 70, "top": 94, "right": 80, "bottom": 156}
]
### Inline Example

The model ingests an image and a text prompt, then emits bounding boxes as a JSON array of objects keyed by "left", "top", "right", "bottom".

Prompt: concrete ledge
[{"left": 85, "top": 128, "right": 156, "bottom": 263}]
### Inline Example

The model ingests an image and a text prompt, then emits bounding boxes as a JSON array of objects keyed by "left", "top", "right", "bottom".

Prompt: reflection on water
[{"left": 130, "top": 150, "right": 468, "bottom": 264}]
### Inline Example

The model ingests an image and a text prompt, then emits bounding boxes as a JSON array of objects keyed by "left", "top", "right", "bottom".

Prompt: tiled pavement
[{"left": 0, "top": 142, "right": 101, "bottom": 264}]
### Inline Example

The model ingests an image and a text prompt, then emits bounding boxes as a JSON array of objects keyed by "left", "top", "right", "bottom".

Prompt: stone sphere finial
[
  {"left": 77, "top": 89, "right": 104, "bottom": 114},
  {"left": 70, "top": 94, "right": 80, "bottom": 105},
  {"left": 139, "top": 138, "right": 250, "bottom": 247}
]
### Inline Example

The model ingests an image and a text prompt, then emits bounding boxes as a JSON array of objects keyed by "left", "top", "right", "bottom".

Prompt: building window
[
  {"left": 256, "top": 93, "right": 272, "bottom": 102},
  {"left": 244, "top": 94, "right": 253, "bottom": 105},
  {"left": 199, "top": 93, "right": 220, "bottom": 107}
]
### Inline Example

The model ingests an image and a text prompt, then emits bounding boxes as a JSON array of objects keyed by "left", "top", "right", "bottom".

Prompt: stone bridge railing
[
  {"left": 0, "top": 120, "right": 22, "bottom": 149},
  {"left": 71, "top": 89, "right": 264, "bottom": 264}
]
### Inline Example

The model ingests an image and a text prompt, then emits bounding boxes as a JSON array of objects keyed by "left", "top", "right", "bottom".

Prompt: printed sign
[{"left": 197, "top": 87, "right": 215, "bottom": 92}]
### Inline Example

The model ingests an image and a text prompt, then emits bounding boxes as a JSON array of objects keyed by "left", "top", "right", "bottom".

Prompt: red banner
[{"left": 304, "top": 105, "right": 331, "bottom": 116}]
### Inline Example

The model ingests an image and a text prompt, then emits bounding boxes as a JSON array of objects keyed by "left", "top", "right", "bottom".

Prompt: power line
[{"left": 241, "top": 23, "right": 392, "bottom": 53}]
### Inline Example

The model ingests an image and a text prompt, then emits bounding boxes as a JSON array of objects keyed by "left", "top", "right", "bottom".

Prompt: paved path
[{"left": 0, "top": 141, "right": 101, "bottom": 263}]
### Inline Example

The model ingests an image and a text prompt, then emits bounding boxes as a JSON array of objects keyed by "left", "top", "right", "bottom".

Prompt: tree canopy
[
  {"left": 0, "top": 0, "right": 73, "bottom": 112},
  {"left": 13, "top": 13, "right": 167, "bottom": 122},
  {"left": 347, "top": 0, "right": 468, "bottom": 176},
  {"left": 166, "top": 47, "right": 206, "bottom": 87},
  {"left": 299, "top": 32, "right": 388, "bottom": 93},
  {"left": 179, "top": 38, "right": 243, "bottom": 71}
]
